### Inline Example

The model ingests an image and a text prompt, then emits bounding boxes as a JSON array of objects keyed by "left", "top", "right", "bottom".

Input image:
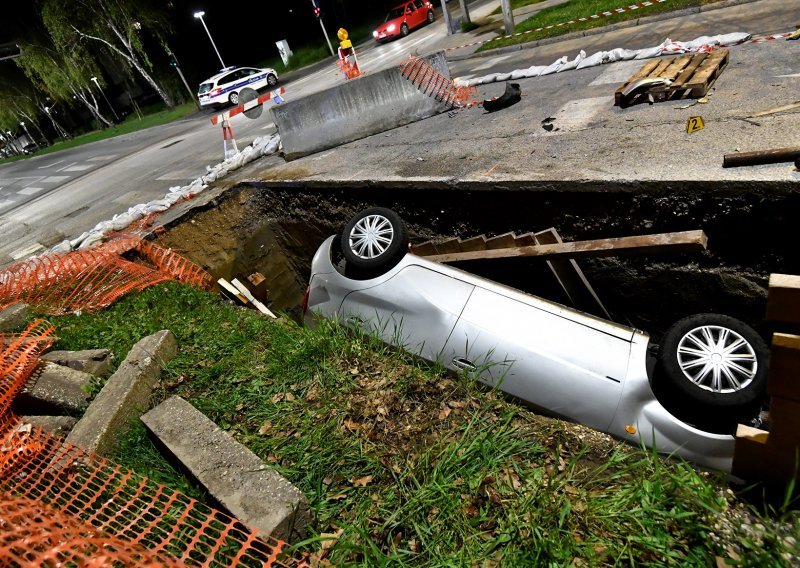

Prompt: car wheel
[
  {"left": 267, "top": 73, "right": 278, "bottom": 87},
  {"left": 427, "top": 11, "right": 434, "bottom": 24},
  {"left": 401, "top": 23, "right": 409, "bottom": 37},
  {"left": 229, "top": 91, "right": 239, "bottom": 105},
  {"left": 341, "top": 207, "right": 409, "bottom": 277},
  {"left": 656, "top": 314, "right": 768, "bottom": 414}
]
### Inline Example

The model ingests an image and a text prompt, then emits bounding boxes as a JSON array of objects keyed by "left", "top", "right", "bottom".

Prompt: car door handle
[{"left": 452, "top": 358, "right": 477, "bottom": 371}]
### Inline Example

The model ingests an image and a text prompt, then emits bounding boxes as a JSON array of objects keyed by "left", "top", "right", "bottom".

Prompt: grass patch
[
  {"left": 491, "top": 0, "right": 548, "bottom": 16},
  {"left": 480, "top": 0, "right": 726, "bottom": 51},
  {"left": 0, "top": 102, "right": 198, "bottom": 165},
  {"left": 51, "top": 283, "right": 800, "bottom": 565}
]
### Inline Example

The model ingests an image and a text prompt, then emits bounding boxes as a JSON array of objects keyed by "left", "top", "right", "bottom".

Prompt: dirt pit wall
[{"left": 156, "top": 180, "right": 799, "bottom": 339}]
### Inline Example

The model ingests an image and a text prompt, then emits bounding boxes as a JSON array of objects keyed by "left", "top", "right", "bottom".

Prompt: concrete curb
[
  {"left": 447, "top": 0, "right": 757, "bottom": 61},
  {"left": 41, "top": 349, "right": 114, "bottom": 378},
  {"left": 0, "top": 303, "right": 29, "bottom": 332},
  {"left": 141, "top": 396, "right": 311, "bottom": 542},
  {"left": 66, "top": 330, "right": 178, "bottom": 455},
  {"left": 16, "top": 362, "right": 93, "bottom": 414}
]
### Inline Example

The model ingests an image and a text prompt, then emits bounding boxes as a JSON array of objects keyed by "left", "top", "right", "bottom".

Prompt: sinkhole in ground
[{"left": 154, "top": 180, "right": 799, "bottom": 341}]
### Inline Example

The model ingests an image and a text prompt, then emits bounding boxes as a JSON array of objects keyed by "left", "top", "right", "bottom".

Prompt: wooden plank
[
  {"left": 458, "top": 235, "right": 488, "bottom": 252},
  {"left": 412, "top": 241, "right": 437, "bottom": 256},
  {"left": 433, "top": 238, "right": 462, "bottom": 255},
  {"left": 650, "top": 58, "right": 674, "bottom": 79},
  {"left": 749, "top": 100, "right": 800, "bottom": 118},
  {"left": 425, "top": 230, "right": 708, "bottom": 264},
  {"left": 513, "top": 233, "right": 537, "bottom": 247},
  {"left": 671, "top": 52, "right": 708, "bottom": 87},
  {"left": 766, "top": 273, "right": 800, "bottom": 324},
  {"left": 767, "top": 396, "right": 800, "bottom": 447},
  {"left": 614, "top": 59, "right": 661, "bottom": 104},
  {"left": 534, "top": 229, "right": 611, "bottom": 320},
  {"left": 485, "top": 232, "right": 517, "bottom": 249},
  {"left": 768, "top": 333, "right": 800, "bottom": 402},
  {"left": 684, "top": 49, "right": 729, "bottom": 91},
  {"left": 659, "top": 54, "right": 694, "bottom": 81}
]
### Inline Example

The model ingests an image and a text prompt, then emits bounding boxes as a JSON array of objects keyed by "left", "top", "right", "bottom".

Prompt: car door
[
  {"left": 339, "top": 264, "right": 474, "bottom": 363},
  {"left": 442, "top": 286, "right": 632, "bottom": 431},
  {"left": 405, "top": 2, "right": 420, "bottom": 28}
]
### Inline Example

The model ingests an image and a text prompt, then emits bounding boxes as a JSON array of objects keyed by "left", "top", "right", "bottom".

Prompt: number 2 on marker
[{"left": 686, "top": 116, "right": 704, "bottom": 133}]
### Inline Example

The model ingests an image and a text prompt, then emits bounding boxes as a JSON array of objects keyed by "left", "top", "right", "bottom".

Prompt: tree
[
  {"left": 458, "top": 0, "right": 471, "bottom": 26},
  {"left": 41, "top": 0, "right": 174, "bottom": 108}
]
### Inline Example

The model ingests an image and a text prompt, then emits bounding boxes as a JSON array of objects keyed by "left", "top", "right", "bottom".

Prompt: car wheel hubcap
[
  {"left": 349, "top": 215, "right": 394, "bottom": 259},
  {"left": 676, "top": 325, "right": 757, "bottom": 393}
]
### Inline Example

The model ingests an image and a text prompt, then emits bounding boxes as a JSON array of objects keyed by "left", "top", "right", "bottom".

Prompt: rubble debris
[
  {"left": 20, "top": 415, "right": 78, "bottom": 437},
  {"left": 541, "top": 117, "right": 558, "bottom": 132},
  {"left": 15, "top": 362, "right": 93, "bottom": 414},
  {"left": 66, "top": 330, "right": 178, "bottom": 455},
  {"left": 747, "top": 100, "right": 800, "bottom": 118},
  {"left": 0, "top": 303, "right": 29, "bottom": 333},
  {"left": 141, "top": 396, "right": 311, "bottom": 542},
  {"left": 722, "top": 147, "right": 800, "bottom": 168},
  {"left": 483, "top": 82, "right": 521, "bottom": 113},
  {"left": 41, "top": 349, "right": 113, "bottom": 378}
]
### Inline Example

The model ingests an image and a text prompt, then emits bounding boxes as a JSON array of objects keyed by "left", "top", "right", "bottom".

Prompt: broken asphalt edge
[{"left": 447, "top": 0, "right": 757, "bottom": 62}]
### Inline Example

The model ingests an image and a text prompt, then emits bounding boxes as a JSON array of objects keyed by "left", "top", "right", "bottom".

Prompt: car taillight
[
  {"left": 301, "top": 286, "right": 311, "bottom": 315},
  {"left": 210, "top": 88, "right": 221, "bottom": 96}
]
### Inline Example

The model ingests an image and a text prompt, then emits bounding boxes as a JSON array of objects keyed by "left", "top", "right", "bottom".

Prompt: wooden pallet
[{"left": 614, "top": 48, "right": 729, "bottom": 108}]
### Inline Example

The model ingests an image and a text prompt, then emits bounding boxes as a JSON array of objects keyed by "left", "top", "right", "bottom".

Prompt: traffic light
[
  {"left": 168, "top": 53, "right": 178, "bottom": 68},
  {"left": 312, "top": 0, "right": 321, "bottom": 19}
]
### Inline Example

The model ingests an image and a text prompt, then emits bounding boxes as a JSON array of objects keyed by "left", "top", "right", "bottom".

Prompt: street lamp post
[
  {"left": 193, "top": 11, "right": 226, "bottom": 69},
  {"left": 90, "top": 76, "right": 120, "bottom": 122}
]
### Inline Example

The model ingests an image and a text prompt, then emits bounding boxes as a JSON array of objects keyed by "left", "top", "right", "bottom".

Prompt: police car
[{"left": 197, "top": 66, "right": 279, "bottom": 108}]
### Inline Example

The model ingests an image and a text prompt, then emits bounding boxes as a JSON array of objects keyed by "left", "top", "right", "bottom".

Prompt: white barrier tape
[
  {"left": 210, "top": 87, "right": 286, "bottom": 125},
  {"left": 446, "top": 0, "right": 671, "bottom": 53}
]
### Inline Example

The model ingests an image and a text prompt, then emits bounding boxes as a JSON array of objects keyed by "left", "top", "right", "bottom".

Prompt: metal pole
[
  {"left": 176, "top": 66, "right": 201, "bottom": 110},
  {"left": 439, "top": 0, "right": 453, "bottom": 35},
  {"left": 199, "top": 15, "right": 226, "bottom": 68},
  {"left": 91, "top": 77, "right": 120, "bottom": 122},
  {"left": 458, "top": 0, "right": 471, "bottom": 24},
  {"left": 500, "top": 0, "right": 515, "bottom": 35},
  {"left": 319, "top": 18, "right": 335, "bottom": 56}
]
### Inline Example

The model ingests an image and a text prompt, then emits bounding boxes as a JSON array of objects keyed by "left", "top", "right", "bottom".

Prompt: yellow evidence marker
[{"left": 686, "top": 116, "right": 705, "bottom": 134}]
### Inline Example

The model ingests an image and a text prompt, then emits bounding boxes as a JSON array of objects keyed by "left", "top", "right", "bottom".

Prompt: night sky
[{"left": 1, "top": 0, "right": 394, "bottom": 86}]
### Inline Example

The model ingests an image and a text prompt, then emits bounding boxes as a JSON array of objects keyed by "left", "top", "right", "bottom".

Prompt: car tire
[
  {"left": 401, "top": 23, "right": 409, "bottom": 37},
  {"left": 229, "top": 91, "right": 239, "bottom": 105},
  {"left": 267, "top": 73, "right": 278, "bottom": 87},
  {"left": 427, "top": 11, "right": 434, "bottom": 24},
  {"left": 655, "top": 314, "right": 768, "bottom": 415},
  {"left": 341, "top": 207, "right": 409, "bottom": 277}
]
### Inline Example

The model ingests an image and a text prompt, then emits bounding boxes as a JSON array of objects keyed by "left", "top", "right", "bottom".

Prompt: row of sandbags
[
  {"left": 51, "top": 133, "right": 281, "bottom": 253},
  {"left": 453, "top": 32, "right": 752, "bottom": 88}
]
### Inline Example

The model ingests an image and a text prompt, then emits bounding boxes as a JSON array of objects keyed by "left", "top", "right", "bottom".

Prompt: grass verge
[
  {"left": 51, "top": 283, "right": 799, "bottom": 565},
  {"left": 479, "top": 0, "right": 726, "bottom": 52},
  {"left": 491, "top": 0, "right": 548, "bottom": 16},
  {"left": 0, "top": 102, "right": 198, "bottom": 165}
]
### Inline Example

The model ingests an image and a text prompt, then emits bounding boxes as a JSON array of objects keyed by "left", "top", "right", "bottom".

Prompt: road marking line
[
  {"left": 17, "top": 186, "right": 46, "bottom": 196},
  {"left": 56, "top": 161, "right": 78, "bottom": 172},
  {"left": 41, "top": 175, "right": 70, "bottom": 183},
  {"left": 588, "top": 60, "right": 646, "bottom": 86},
  {"left": 62, "top": 164, "right": 92, "bottom": 172},
  {"left": 37, "top": 159, "right": 64, "bottom": 169},
  {"left": 0, "top": 199, "right": 16, "bottom": 209},
  {"left": 87, "top": 154, "right": 118, "bottom": 161}
]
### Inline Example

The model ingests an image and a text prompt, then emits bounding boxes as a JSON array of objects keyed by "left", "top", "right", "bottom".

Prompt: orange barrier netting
[
  {"left": 0, "top": 235, "right": 214, "bottom": 315},
  {"left": 400, "top": 55, "right": 478, "bottom": 108},
  {"left": 0, "top": 327, "right": 309, "bottom": 565}
]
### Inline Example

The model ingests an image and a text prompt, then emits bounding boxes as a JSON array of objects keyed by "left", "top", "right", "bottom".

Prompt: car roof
[
  {"left": 390, "top": 1, "right": 411, "bottom": 9},
  {"left": 200, "top": 66, "right": 257, "bottom": 83}
]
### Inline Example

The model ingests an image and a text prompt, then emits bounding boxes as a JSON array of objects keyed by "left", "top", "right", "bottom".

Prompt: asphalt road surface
[{"left": 0, "top": 0, "right": 792, "bottom": 266}]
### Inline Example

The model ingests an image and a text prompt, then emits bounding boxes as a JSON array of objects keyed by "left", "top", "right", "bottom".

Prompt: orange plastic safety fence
[
  {"left": 0, "top": 321, "right": 309, "bottom": 567},
  {"left": 400, "top": 55, "right": 478, "bottom": 108},
  {"left": 0, "top": 236, "right": 213, "bottom": 315}
]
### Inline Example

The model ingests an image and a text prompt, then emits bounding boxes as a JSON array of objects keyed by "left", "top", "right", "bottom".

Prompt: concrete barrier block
[
  {"left": 66, "top": 330, "right": 177, "bottom": 455},
  {"left": 0, "top": 303, "right": 29, "bottom": 332},
  {"left": 41, "top": 349, "right": 114, "bottom": 377},
  {"left": 15, "top": 362, "right": 92, "bottom": 414},
  {"left": 21, "top": 415, "right": 78, "bottom": 438},
  {"left": 141, "top": 396, "right": 310, "bottom": 542},
  {"left": 271, "top": 51, "right": 452, "bottom": 160}
]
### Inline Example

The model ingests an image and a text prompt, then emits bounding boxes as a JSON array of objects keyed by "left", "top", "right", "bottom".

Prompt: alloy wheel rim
[
  {"left": 349, "top": 215, "right": 394, "bottom": 259},
  {"left": 676, "top": 325, "right": 757, "bottom": 393}
]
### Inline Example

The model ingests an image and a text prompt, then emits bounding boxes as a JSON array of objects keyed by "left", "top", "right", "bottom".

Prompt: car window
[
  {"left": 218, "top": 72, "right": 236, "bottom": 85},
  {"left": 243, "top": 68, "right": 259, "bottom": 77},
  {"left": 198, "top": 82, "right": 213, "bottom": 94},
  {"left": 407, "top": 3, "right": 415, "bottom": 13},
  {"left": 387, "top": 7, "right": 404, "bottom": 20},
  {"left": 414, "top": 0, "right": 424, "bottom": 8}
]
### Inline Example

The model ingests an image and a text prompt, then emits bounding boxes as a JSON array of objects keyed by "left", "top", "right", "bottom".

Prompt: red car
[{"left": 373, "top": 0, "right": 435, "bottom": 43}]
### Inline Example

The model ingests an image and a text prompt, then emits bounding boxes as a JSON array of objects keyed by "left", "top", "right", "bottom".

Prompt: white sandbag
[
  {"left": 70, "top": 232, "right": 89, "bottom": 248},
  {"left": 635, "top": 45, "right": 666, "bottom": 59},
  {"left": 605, "top": 48, "right": 638, "bottom": 62},
  {"left": 144, "top": 199, "right": 170, "bottom": 213},
  {"left": 558, "top": 50, "right": 586, "bottom": 72},
  {"left": 576, "top": 51, "right": 605, "bottom": 69},
  {"left": 110, "top": 213, "right": 136, "bottom": 231},
  {"left": 163, "top": 192, "right": 183, "bottom": 205},
  {"left": 718, "top": 32, "right": 750, "bottom": 45},
  {"left": 77, "top": 231, "right": 105, "bottom": 250},
  {"left": 540, "top": 56, "right": 567, "bottom": 75},
  {"left": 51, "top": 240, "right": 72, "bottom": 253}
]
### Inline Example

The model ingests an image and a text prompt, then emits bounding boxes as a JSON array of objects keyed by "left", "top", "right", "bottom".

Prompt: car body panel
[
  {"left": 197, "top": 66, "right": 278, "bottom": 108},
  {"left": 374, "top": 1, "right": 434, "bottom": 42},
  {"left": 306, "top": 236, "right": 735, "bottom": 471}
]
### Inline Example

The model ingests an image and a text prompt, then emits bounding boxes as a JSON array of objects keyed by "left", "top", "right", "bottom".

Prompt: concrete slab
[
  {"left": 41, "top": 349, "right": 114, "bottom": 377},
  {"left": 271, "top": 51, "right": 452, "bottom": 160},
  {"left": 66, "top": 330, "right": 177, "bottom": 455},
  {"left": 141, "top": 396, "right": 310, "bottom": 542},
  {"left": 21, "top": 415, "right": 78, "bottom": 438},
  {"left": 15, "top": 362, "right": 92, "bottom": 414},
  {"left": 0, "top": 303, "right": 29, "bottom": 332}
]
